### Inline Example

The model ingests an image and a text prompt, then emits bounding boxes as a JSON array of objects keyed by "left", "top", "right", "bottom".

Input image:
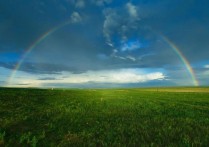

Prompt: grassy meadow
[{"left": 0, "top": 87, "right": 209, "bottom": 146}]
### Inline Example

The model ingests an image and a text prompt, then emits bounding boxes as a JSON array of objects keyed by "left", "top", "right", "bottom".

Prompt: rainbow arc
[{"left": 6, "top": 22, "right": 199, "bottom": 86}]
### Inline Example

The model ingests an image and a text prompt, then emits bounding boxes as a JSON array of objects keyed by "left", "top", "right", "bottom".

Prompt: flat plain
[{"left": 0, "top": 87, "right": 209, "bottom": 146}]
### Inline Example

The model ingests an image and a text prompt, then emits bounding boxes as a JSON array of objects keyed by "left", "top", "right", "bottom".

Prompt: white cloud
[
  {"left": 46, "top": 69, "right": 165, "bottom": 84},
  {"left": 103, "top": 3, "right": 140, "bottom": 47},
  {"left": 7, "top": 68, "right": 165, "bottom": 87},
  {"left": 63, "top": 69, "right": 164, "bottom": 83},
  {"left": 204, "top": 65, "right": 209, "bottom": 68},
  {"left": 113, "top": 55, "right": 126, "bottom": 60},
  {"left": 121, "top": 40, "right": 141, "bottom": 52},
  {"left": 112, "top": 55, "right": 137, "bottom": 62},
  {"left": 126, "top": 55, "right": 136, "bottom": 61},
  {"left": 106, "top": 42, "right": 114, "bottom": 47},
  {"left": 126, "top": 2, "right": 138, "bottom": 18},
  {"left": 70, "top": 12, "right": 82, "bottom": 23},
  {"left": 103, "top": 10, "right": 119, "bottom": 43}
]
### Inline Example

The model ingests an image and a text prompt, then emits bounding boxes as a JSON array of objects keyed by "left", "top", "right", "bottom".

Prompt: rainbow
[
  {"left": 6, "top": 22, "right": 199, "bottom": 86},
  {"left": 7, "top": 21, "right": 71, "bottom": 86},
  {"left": 160, "top": 35, "right": 199, "bottom": 86}
]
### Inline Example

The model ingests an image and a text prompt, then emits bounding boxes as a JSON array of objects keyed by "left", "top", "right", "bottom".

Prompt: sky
[{"left": 0, "top": 0, "right": 209, "bottom": 88}]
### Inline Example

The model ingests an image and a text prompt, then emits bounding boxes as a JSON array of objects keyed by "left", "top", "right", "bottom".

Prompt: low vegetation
[{"left": 0, "top": 87, "right": 209, "bottom": 146}]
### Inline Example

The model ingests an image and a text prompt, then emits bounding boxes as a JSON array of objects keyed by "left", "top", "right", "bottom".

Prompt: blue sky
[{"left": 0, "top": 0, "right": 209, "bottom": 87}]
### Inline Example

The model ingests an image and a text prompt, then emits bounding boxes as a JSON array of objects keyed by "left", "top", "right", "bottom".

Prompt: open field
[{"left": 0, "top": 87, "right": 209, "bottom": 146}]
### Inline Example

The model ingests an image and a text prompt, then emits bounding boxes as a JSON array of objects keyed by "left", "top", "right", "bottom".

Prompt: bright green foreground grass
[{"left": 0, "top": 87, "right": 209, "bottom": 146}]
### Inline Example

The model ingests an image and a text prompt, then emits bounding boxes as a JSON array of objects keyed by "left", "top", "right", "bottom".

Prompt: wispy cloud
[
  {"left": 126, "top": 55, "right": 136, "bottom": 62},
  {"left": 70, "top": 12, "right": 82, "bottom": 23},
  {"left": 126, "top": 2, "right": 139, "bottom": 19},
  {"left": 103, "top": 2, "right": 140, "bottom": 46},
  {"left": 121, "top": 40, "right": 141, "bottom": 52}
]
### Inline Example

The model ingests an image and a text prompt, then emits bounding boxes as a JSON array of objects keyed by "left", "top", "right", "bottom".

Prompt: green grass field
[{"left": 0, "top": 87, "right": 209, "bottom": 146}]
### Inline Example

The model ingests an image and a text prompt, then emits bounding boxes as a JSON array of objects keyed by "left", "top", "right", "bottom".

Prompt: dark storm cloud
[
  {"left": 0, "top": 0, "right": 76, "bottom": 50},
  {"left": 0, "top": 62, "right": 16, "bottom": 70},
  {"left": 16, "top": 83, "right": 30, "bottom": 86},
  {"left": 38, "top": 77, "right": 58, "bottom": 81},
  {"left": 0, "top": 61, "right": 84, "bottom": 74},
  {"left": 137, "top": 0, "right": 209, "bottom": 62},
  {"left": 18, "top": 62, "right": 93, "bottom": 74},
  {"left": 41, "top": 80, "right": 174, "bottom": 88}
]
